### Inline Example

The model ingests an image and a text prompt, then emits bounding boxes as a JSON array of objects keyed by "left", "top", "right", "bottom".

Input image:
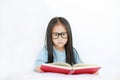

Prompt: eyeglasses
[{"left": 52, "top": 32, "right": 68, "bottom": 39}]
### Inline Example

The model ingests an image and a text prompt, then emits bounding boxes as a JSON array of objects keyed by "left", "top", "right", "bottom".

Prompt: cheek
[
  {"left": 64, "top": 39, "right": 68, "bottom": 44},
  {"left": 52, "top": 39, "right": 57, "bottom": 45},
  {"left": 52, "top": 39, "right": 68, "bottom": 45}
]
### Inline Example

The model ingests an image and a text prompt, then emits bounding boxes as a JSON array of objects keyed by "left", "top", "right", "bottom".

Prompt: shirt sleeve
[
  {"left": 34, "top": 47, "right": 48, "bottom": 69},
  {"left": 73, "top": 48, "right": 83, "bottom": 64}
]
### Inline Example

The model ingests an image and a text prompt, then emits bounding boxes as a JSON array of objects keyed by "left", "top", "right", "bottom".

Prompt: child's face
[{"left": 52, "top": 24, "right": 68, "bottom": 48}]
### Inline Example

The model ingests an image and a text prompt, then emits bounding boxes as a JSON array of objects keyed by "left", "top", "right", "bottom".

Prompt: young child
[{"left": 34, "top": 17, "right": 82, "bottom": 72}]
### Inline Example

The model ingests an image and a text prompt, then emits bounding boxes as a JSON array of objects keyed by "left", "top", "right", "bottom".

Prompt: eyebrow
[{"left": 52, "top": 32, "right": 67, "bottom": 33}]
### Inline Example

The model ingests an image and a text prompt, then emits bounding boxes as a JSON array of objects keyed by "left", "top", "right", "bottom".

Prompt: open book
[{"left": 40, "top": 62, "right": 101, "bottom": 74}]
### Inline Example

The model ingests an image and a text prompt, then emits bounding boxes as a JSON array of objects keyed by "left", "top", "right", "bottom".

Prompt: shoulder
[
  {"left": 73, "top": 48, "right": 78, "bottom": 54},
  {"left": 73, "top": 48, "right": 79, "bottom": 57},
  {"left": 73, "top": 48, "right": 83, "bottom": 63},
  {"left": 40, "top": 47, "right": 47, "bottom": 52},
  {"left": 38, "top": 47, "right": 48, "bottom": 56}
]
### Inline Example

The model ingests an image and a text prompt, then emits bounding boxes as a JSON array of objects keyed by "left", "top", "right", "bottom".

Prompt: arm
[
  {"left": 73, "top": 48, "right": 83, "bottom": 64},
  {"left": 34, "top": 47, "right": 48, "bottom": 72}
]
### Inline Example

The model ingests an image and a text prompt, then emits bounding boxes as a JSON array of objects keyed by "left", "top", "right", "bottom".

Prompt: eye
[
  {"left": 55, "top": 34, "right": 58, "bottom": 36},
  {"left": 62, "top": 33, "right": 67, "bottom": 36},
  {"left": 53, "top": 33, "right": 58, "bottom": 36},
  {"left": 62, "top": 33, "right": 65, "bottom": 36}
]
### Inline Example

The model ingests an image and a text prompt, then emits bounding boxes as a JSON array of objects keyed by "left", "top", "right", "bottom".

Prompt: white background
[{"left": 0, "top": 0, "right": 120, "bottom": 79}]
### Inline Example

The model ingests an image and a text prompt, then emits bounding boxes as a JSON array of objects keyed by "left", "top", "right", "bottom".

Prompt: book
[{"left": 40, "top": 62, "right": 101, "bottom": 74}]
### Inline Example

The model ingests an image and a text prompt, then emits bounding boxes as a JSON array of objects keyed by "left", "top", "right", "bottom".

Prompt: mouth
[{"left": 58, "top": 42, "right": 63, "bottom": 44}]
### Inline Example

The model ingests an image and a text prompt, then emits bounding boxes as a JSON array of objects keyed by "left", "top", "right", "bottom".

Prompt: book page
[
  {"left": 73, "top": 63, "right": 100, "bottom": 68},
  {"left": 48, "top": 62, "right": 71, "bottom": 67}
]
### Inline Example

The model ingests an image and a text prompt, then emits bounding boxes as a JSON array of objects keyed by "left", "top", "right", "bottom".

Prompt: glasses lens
[
  {"left": 52, "top": 33, "right": 58, "bottom": 39},
  {"left": 61, "top": 32, "right": 67, "bottom": 38}
]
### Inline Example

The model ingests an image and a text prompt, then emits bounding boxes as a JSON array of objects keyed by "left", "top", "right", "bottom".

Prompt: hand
[
  {"left": 35, "top": 66, "right": 44, "bottom": 73},
  {"left": 93, "top": 72, "right": 99, "bottom": 75}
]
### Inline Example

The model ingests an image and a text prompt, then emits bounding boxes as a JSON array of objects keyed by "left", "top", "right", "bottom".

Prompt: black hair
[{"left": 45, "top": 17, "right": 76, "bottom": 65}]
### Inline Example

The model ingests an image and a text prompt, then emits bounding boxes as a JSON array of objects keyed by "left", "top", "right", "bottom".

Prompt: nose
[{"left": 57, "top": 35, "right": 63, "bottom": 40}]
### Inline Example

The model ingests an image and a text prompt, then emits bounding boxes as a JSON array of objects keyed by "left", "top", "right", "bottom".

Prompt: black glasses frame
[{"left": 52, "top": 32, "right": 68, "bottom": 39}]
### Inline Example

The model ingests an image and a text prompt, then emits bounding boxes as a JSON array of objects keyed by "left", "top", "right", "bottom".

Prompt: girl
[{"left": 34, "top": 17, "right": 82, "bottom": 72}]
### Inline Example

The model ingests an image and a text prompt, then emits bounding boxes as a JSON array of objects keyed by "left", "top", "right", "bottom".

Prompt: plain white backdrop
[{"left": 0, "top": 0, "right": 120, "bottom": 79}]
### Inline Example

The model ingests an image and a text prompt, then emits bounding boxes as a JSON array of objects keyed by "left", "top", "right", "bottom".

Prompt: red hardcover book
[{"left": 40, "top": 62, "right": 101, "bottom": 74}]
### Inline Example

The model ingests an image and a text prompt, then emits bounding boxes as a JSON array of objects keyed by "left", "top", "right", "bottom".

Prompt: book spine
[{"left": 68, "top": 70, "right": 74, "bottom": 74}]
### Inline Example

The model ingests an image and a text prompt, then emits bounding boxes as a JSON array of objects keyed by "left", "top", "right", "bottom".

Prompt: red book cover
[
  {"left": 40, "top": 62, "right": 101, "bottom": 74},
  {"left": 71, "top": 67, "right": 101, "bottom": 74},
  {"left": 41, "top": 64, "right": 70, "bottom": 74}
]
